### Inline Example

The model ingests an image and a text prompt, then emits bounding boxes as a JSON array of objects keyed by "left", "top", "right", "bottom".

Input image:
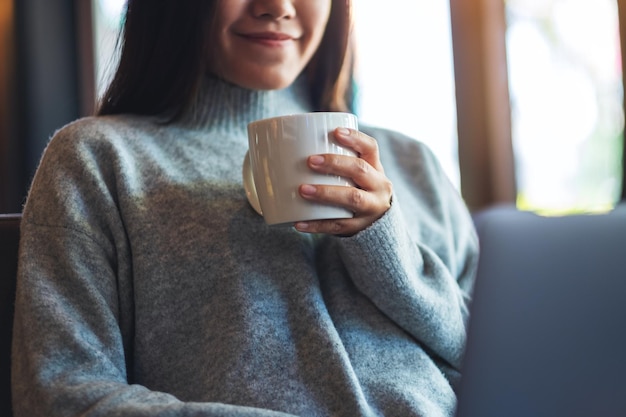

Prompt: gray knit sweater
[{"left": 12, "top": 77, "right": 479, "bottom": 417}]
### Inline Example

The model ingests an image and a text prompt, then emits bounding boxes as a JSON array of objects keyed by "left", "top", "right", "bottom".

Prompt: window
[
  {"left": 506, "top": 0, "right": 624, "bottom": 213},
  {"left": 89, "top": 0, "right": 624, "bottom": 212},
  {"left": 353, "top": 0, "right": 460, "bottom": 187}
]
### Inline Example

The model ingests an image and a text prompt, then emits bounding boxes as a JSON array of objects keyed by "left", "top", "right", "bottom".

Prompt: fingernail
[
  {"left": 336, "top": 128, "right": 353, "bottom": 145},
  {"left": 300, "top": 184, "right": 317, "bottom": 195},
  {"left": 309, "top": 155, "right": 324, "bottom": 165},
  {"left": 295, "top": 222, "right": 309, "bottom": 231}
]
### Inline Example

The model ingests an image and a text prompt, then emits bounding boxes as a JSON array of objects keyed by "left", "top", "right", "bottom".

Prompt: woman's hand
[{"left": 294, "top": 128, "right": 393, "bottom": 236}]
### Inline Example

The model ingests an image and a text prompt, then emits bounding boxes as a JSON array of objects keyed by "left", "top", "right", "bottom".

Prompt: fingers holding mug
[{"left": 296, "top": 131, "right": 394, "bottom": 236}]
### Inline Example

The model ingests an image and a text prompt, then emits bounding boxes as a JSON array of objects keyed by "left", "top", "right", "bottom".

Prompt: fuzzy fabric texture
[{"left": 12, "top": 76, "right": 479, "bottom": 417}]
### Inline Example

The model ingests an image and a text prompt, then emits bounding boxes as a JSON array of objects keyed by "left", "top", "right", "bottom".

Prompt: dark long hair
[{"left": 97, "top": 0, "right": 355, "bottom": 120}]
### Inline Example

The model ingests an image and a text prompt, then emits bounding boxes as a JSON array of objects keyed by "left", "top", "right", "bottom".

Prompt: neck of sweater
[{"left": 179, "top": 75, "right": 314, "bottom": 133}]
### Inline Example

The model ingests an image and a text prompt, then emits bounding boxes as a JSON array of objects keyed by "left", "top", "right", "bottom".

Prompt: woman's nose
[{"left": 250, "top": 0, "right": 296, "bottom": 20}]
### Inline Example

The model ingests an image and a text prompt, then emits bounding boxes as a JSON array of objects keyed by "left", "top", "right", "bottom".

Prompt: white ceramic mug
[{"left": 244, "top": 112, "right": 359, "bottom": 225}]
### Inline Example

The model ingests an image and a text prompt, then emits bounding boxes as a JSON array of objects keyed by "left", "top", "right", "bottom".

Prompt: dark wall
[{"left": 0, "top": 0, "right": 82, "bottom": 213}]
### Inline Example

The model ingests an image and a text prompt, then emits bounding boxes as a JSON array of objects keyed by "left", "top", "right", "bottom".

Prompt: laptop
[{"left": 455, "top": 204, "right": 626, "bottom": 417}]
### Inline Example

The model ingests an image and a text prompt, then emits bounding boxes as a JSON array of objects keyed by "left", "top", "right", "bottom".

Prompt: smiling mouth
[
  {"left": 243, "top": 32, "right": 295, "bottom": 41},
  {"left": 238, "top": 31, "right": 299, "bottom": 47}
]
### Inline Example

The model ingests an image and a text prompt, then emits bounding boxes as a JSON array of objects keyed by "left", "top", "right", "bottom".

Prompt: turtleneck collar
[{"left": 178, "top": 75, "right": 314, "bottom": 133}]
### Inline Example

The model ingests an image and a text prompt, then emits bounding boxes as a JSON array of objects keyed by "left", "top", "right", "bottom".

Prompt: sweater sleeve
[
  {"left": 335, "top": 127, "right": 479, "bottom": 373},
  {"left": 11, "top": 121, "right": 297, "bottom": 417}
]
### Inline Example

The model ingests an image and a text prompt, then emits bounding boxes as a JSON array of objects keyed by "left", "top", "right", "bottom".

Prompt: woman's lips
[{"left": 239, "top": 31, "right": 297, "bottom": 47}]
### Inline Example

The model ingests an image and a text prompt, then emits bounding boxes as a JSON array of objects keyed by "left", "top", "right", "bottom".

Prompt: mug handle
[{"left": 242, "top": 151, "right": 263, "bottom": 216}]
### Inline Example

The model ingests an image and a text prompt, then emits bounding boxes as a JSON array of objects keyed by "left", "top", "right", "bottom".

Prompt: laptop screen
[{"left": 455, "top": 205, "right": 626, "bottom": 417}]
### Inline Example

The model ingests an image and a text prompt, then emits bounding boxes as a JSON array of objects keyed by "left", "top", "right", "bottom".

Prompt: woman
[{"left": 12, "top": 1, "right": 479, "bottom": 416}]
